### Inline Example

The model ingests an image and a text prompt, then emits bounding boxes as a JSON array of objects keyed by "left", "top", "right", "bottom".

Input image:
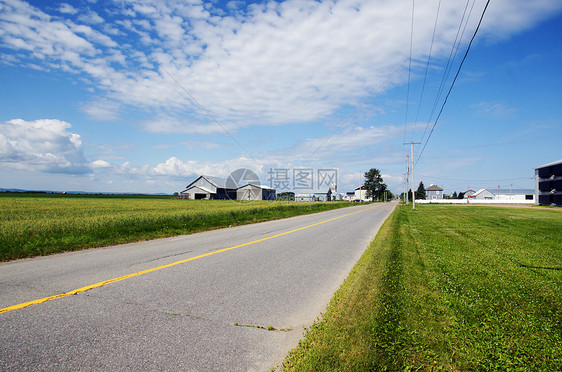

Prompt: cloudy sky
[{"left": 1, "top": 0, "right": 561, "bottom": 195}]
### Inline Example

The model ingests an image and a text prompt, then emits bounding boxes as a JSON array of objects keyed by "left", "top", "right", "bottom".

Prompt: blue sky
[{"left": 1, "top": 0, "right": 561, "bottom": 195}]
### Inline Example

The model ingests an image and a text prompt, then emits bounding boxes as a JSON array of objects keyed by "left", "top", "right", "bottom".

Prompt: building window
[{"left": 525, "top": 194, "right": 533, "bottom": 200}]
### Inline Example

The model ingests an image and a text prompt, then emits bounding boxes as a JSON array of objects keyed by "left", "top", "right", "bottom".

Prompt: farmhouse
[
  {"left": 354, "top": 186, "right": 369, "bottom": 201},
  {"left": 535, "top": 159, "right": 562, "bottom": 206},
  {"left": 426, "top": 184, "right": 444, "bottom": 200}
]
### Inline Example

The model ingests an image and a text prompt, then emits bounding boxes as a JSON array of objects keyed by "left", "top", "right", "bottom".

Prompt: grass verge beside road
[
  {"left": 282, "top": 204, "right": 562, "bottom": 371},
  {"left": 0, "top": 193, "right": 354, "bottom": 261}
]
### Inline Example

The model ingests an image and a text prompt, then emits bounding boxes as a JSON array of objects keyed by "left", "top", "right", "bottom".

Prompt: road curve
[{"left": 0, "top": 202, "right": 396, "bottom": 371}]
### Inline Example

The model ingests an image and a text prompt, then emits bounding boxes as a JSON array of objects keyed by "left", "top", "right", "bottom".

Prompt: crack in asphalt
[
  {"left": 130, "top": 250, "right": 194, "bottom": 267},
  {"left": 82, "top": 293, "right": 295, "bottom": 333},
  {"left": 233, "top": 322, "right": 293, "bottom": 332}
]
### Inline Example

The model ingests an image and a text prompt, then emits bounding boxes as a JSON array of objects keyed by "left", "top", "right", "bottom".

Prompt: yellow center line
[{"left": 1, "top": 205, "right": 377, "bottom": 314}]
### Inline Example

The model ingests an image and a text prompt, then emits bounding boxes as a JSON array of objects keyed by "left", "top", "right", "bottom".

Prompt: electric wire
[
  {"left": 153, "top": 58, "right": 256, "bottom": 162},
  {"left": 403, "top": 0, "right": 416, "bottom": 146},
  {"left": 309, "top": 59, "right": 407, "bottom": 158},
  {"left": 412, "top": 0, "right": 442, "bottom": 136},
  {"left": 416, "top": 0, "right": 491, "bottom": 164},
  {"left": 419, "top": 0, "right": 471, "bottom": 147}
]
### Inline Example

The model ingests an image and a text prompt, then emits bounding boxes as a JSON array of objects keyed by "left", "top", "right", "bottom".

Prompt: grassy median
[
  {"left": 282, "top": 204, "right": 562, "bottom": 371},
  {"left": 0, "top": 193, "right": 354, "bottom": 261}
]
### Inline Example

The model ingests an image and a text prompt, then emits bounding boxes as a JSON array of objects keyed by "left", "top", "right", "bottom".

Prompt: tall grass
[
  {"left": 0, "top": 194, "right": 353, "bottom": 261},
  {"left": 282, "top": 205, "right": 562, "bottom": 371}
]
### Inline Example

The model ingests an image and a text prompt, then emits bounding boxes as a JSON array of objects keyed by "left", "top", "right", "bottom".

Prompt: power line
[
  {"left": 416, "top": 0, "right": 491, "bottom": 164},
  {"left": 419, "top": 0, "right": 471, "bottom": 148},
  {"left": 426, "top": 0, "right": 472, "bottom": 125},
  {"left": 412, "top": 0, "right": 442, "bottom": 135},
  {"left": 309, "top": 59, "right": 407, "bottom": 157},
  {"left": 153, "top": 58, "right": 256, "bottom": 162},
  {"left": 403, "top": 0, "right": 416, "bottom": 145}
]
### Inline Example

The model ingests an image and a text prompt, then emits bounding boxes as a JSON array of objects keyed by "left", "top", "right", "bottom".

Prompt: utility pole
[
  {"left": 404, "top": 142, "right": 421, "bottom": 210},
  {"left": 403, "top": 173, "right": 408, "bottom": 204},
  {"left": 405, "top": 155, "right": 409, "bottom": 204}
]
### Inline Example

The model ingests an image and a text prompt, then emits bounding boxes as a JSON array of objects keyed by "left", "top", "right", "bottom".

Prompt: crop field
[
  {"left": 0, "top": 193, "right": 353, "bottom": 261},
  {"left": 283, "top": 204, "right": 562, "bottom": 371}
]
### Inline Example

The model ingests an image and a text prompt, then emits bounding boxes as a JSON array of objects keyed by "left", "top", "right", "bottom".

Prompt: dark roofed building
[
  {"left": 426, "top": 184, "right": 444, "bottom": 200},
  {"left": 535, "top": 159, "right": 562, "bottom": 206}
]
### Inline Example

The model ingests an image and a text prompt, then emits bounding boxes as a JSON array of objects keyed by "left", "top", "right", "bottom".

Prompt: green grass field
[
  {"left": 282, "top": 204, "right": 562, "bottom": 371},
  {"left": 0, "top": 193, "right": 353, "bottom": 261}
]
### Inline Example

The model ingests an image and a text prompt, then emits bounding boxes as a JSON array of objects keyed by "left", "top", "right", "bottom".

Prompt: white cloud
[
  {"left": 0, "top": 119, "right": 90, "bottom": 173},
  {"left": 91, "top": 159, "right": 111, "bottom": 168},
  {"left": 1, "top": 0, "right": 560, "bottom": 134},
  {"left": 81, "top": 98, "right": 121, "bottom": 120},
  {"left": 58, "top": 3, "right": 78, "bottom": 15},
  {"left": 181, "top": 140, "right": 222, "bottom": 149},
  {"left": 77, "top": 10, "right": 104, "bottom": 25},
  {"left": 479, "top": 0, "right": 562, "bottom": 41},
  {"left": 471, "top": 101, "right": 516, "bottom": 117}
]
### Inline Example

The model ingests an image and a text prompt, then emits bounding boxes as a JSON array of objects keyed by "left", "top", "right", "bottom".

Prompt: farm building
[
  {"left": 294, "top": 193, "right": 315, "bottom": 201},
  {"left": 236, "top": 184, "right": 276, "bottom": 201},
  {"left": 494, "top": 189, "right": 535, "bottom": 202},
  {"left": 180, "top": 175, "right": 236, "bottom": 200},
  {"left": 344, "top": 192, "right": 355, "bottom": 201},
  {"left": 472, "top": 188, "right": 535, "bottom": 202},
  {"left": 472, "top": 188, "right": 495, "bottom": 200},
  {"left": 535, "top": 159, "right": 562, "bottom": 206},
  {"left": 295, "top": 193, "right": 330, "bottom": 201},
  {"left": 426, "top": 184, "right": 444, "bottom": 200},
  {"left": 181, "top": 175, "right": 276, "bottom": 201}
]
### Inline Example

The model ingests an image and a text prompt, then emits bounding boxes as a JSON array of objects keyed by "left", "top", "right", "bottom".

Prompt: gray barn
[
  {"left": 236, "top": 184, "right": 276, "bottom": 201},
  {"left": 180, "top": 175, "right": 236, "bottom": 200}
]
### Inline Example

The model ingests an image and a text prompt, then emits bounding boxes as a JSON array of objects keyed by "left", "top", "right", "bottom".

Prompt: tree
[
  {"left": 457, "top": 192, "right": 465, "bottom": 199},
  {"left": 364, "top": 168, "right": 385, "bottom": 201},
  {"left": 452, "top": 191, "right": 458, "bottom": 199},
  {"left": 382, "top": 189, "right": 394, "bottom": 201},
  {"left": 415, "top": 181, "right": 426, "bottom": 200}
]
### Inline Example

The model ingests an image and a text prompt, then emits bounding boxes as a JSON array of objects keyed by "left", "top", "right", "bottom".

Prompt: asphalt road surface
[{"left": 0, "top": 202, "right": 396, "bottom": 371}]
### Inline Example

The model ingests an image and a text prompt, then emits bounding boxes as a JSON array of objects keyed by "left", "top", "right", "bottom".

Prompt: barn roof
[
  {"left": 426, "top": 184, "right": 443, "bottom": 191},
  {"left": 185, "top": 175, "right": 231, "bottom": 189},
  {"left": 238, "top": 183, "right": 274, "bottom": 190},
  {"left": 181, "top": 185, "right": 213, "bottom": 194}
]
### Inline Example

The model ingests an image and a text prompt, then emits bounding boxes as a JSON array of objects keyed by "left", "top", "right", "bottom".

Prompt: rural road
[{"left": 0, "top": 202, "right": 396, "bottom": 371}]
